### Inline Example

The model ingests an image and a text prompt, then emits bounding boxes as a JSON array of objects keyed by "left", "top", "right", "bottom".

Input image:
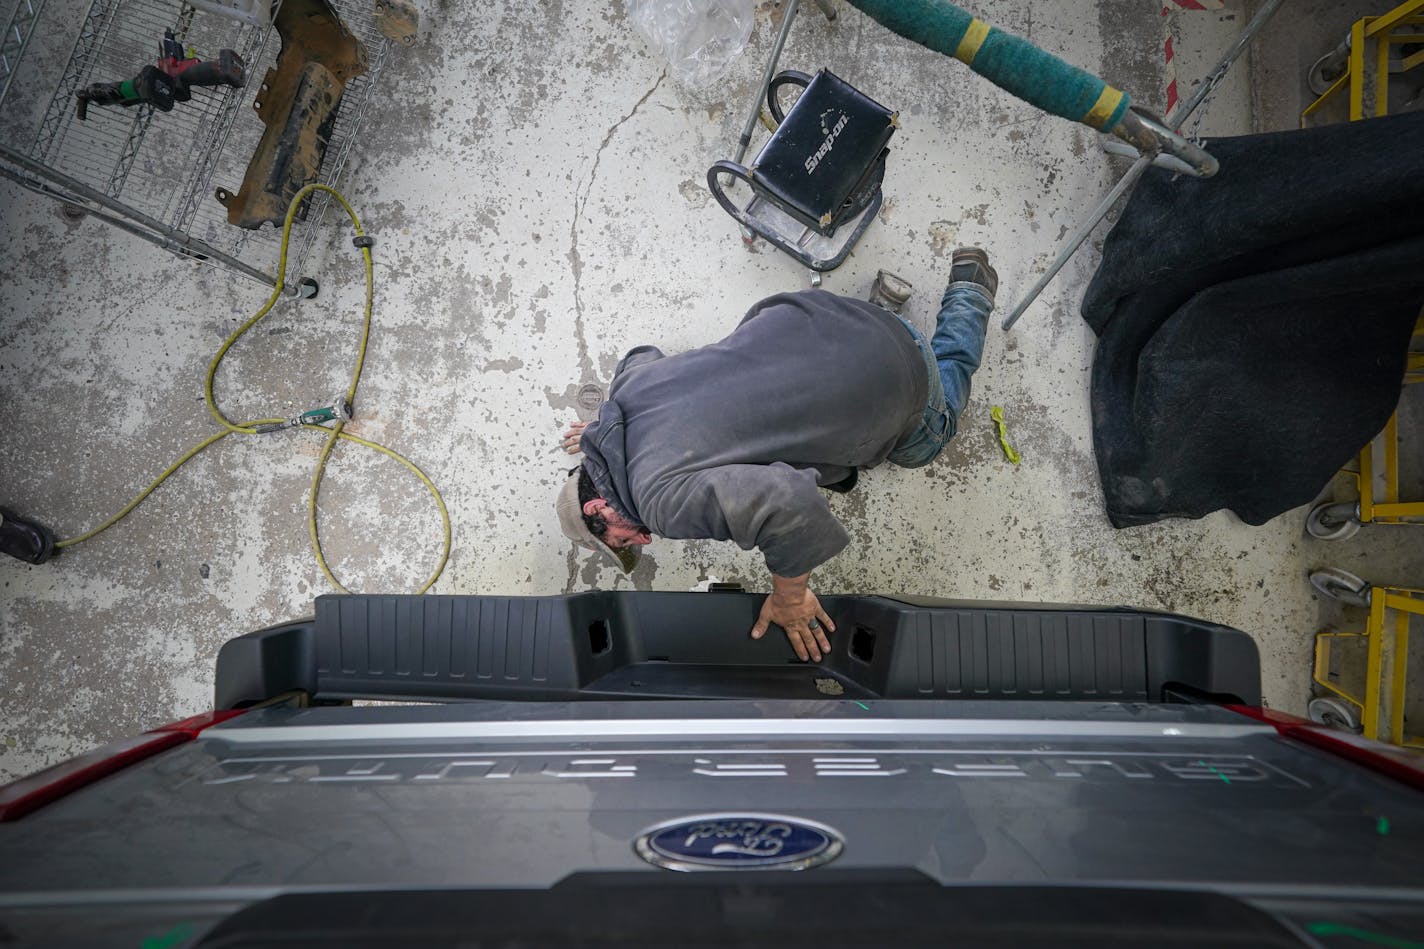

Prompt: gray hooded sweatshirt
[{"left": 579, "top": 289, "right": 926, "bottom": 577}]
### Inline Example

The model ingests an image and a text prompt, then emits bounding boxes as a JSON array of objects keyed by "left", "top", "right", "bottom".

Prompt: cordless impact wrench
[{"left": 75, "top": 30, "right": 245, "bottom": 119}]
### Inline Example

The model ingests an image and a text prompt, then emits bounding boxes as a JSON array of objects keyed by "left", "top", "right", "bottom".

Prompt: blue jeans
[{"left": 886, "top": 282, "right": 993, "bottom": 468}]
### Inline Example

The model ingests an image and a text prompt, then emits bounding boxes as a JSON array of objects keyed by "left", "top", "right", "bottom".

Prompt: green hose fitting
[
  {"left": 252, "top": 398, "right": 354, "bottom": 434},
  {"left": 847, "top": 0, "right": 1131, "bottom": 132},
  {"left": 298, "top": 399, "right": 354, "bottom": 426}
]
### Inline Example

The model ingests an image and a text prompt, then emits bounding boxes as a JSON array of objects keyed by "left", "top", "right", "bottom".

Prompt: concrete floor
[{"left": 1, "top": 0, "right": 1420, "bottom": 782}]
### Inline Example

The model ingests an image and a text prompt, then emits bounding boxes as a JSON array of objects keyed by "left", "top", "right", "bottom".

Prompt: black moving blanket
[{"left": 1081, "top": 109, "right": 1424, "bottom": 529}]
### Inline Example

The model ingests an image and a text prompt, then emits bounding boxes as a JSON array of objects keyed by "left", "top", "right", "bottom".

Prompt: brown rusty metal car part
[{"left": 217, "top": 0, "right": 368, "bottom": 229}]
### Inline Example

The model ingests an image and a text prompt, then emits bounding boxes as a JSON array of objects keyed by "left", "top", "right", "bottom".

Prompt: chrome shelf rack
[{"left": 0, "top": 0, "right": 388, "bottom": 291}]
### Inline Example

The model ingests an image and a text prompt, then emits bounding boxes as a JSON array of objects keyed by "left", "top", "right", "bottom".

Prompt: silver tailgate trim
[{"left": 208, "top": 718, "right": 1274, "bottom": 744}]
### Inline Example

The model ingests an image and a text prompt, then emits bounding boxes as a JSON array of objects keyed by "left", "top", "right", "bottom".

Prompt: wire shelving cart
[{"left": 0, "top": 0, "right": 394, "bottom": 293}]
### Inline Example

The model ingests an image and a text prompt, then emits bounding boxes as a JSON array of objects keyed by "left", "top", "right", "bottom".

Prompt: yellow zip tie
[{"left": 991, "top": 405, "right": 1021, "bottom": 465}]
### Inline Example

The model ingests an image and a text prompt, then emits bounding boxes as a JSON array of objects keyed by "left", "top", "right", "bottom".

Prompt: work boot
[
  {"left": 0, "top": 507, "right": 57, "bottom": 564},
  {"left": 867, "top": 270, "right": 913, "bottom": 314},
  {"left": 949, "top": 246, "right": 998, "bottom": 301}
]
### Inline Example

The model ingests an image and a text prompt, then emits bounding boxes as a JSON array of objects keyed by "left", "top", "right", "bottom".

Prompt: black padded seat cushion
[{"left": 750, "top": 69, "right": 896, "bottom": 235}]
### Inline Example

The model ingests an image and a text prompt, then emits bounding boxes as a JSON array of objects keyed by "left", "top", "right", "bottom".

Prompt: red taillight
[
  {"left": 0, "top": 709, "right": 247, "bottom": 822},
  {"left": 151, "top": 709, "right": 247, "bottom": 738},
  {"left": 1227, "top": 704, "right": 1424, "bottom": 793}
]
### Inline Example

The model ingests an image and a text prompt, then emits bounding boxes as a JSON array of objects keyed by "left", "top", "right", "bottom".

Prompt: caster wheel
[
  {"left": 1308, "top": 41, "right": 1350, "bottom": 97},
  {"left": 1308, "top": 696, "right": 1362, "bottom": 733},
  {"left": 739, "top": 226, "right": 757, "bottom": 246},
  {"left": 1309, "top": 567, "right": 1371, "bottom": 607},
  {"left": 1306, "top": 501, "right": 1361, "bottom": 541},
  {"left": 809, "top": 271, "right": 823, "bottom": 288},
  {"left": 297, "top": 277, "right": 319, "bottom": 300}
]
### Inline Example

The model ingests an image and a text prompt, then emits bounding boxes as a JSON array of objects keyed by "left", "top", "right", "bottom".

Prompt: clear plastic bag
[{"left": 627, "top": 0, "right": 755, "bottom": 89}]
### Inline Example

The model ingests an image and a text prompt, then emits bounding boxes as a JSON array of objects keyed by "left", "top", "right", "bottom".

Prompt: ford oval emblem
[{"left": 634, "top": 814, "right": 844, "bottom": 871}]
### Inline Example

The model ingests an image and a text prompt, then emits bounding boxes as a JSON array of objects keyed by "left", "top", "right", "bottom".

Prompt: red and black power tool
[{"left": 75, "top": 30, "right": 245, "bottom": 120}]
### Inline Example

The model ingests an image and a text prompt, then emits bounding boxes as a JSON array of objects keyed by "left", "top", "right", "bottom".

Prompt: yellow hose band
[
  {"left": 954, "top": 18, "right": 991, "bottom": 65},
  {"left": 1084, "top": 84, "right": 1126, "bottom": 129}
]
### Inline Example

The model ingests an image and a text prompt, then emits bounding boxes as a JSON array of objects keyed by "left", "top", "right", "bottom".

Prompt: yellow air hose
[{"left": 53, "top": 183, "right": 451, "bottom": 594}]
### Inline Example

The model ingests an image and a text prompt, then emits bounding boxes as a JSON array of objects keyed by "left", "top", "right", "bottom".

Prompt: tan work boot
[
  {"left": 949, "top": 247, "right": 998, "bottom": 300},
  {"left": 868, "top": 269, "right": 913, "bottom": 314}
]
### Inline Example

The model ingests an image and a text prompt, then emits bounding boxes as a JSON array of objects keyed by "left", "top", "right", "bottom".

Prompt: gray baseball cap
[{"left": 556, "top": 468, "right": 639, "bottom": 574}]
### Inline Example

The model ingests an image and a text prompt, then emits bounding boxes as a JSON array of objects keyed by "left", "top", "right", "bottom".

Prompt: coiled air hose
[{"left": 54, "top": 183, "right": 451, "bottom": 594}]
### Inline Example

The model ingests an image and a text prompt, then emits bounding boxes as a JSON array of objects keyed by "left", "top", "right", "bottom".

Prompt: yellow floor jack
[{"left": 1309, "top": 568, "right": 1424, "bottom": 750}]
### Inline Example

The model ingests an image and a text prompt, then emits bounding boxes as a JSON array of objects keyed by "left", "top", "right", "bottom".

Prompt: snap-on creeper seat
[{"left": 709, "top": 68, "right": 898, "bottom": 272}]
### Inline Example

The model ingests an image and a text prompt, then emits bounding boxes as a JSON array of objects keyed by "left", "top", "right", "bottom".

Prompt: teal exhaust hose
[{"left": 846, "top": 0, "right": 1131, "bottom": 132}]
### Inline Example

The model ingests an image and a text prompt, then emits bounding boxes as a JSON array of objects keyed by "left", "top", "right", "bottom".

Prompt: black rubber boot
[{"left": 1, "top": 507, "right": 57, "bottom": 564}]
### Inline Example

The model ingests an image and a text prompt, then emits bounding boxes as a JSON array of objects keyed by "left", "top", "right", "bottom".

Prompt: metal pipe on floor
[
  {"left": 1000, "top": 0, "right": 1288, "bottom": 331},
  {"left": 998, "top": 156, "right": 1153, "bottom": 331},
  {"left": 0, "top": 142, "right": 280, "bottom": 290}
]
